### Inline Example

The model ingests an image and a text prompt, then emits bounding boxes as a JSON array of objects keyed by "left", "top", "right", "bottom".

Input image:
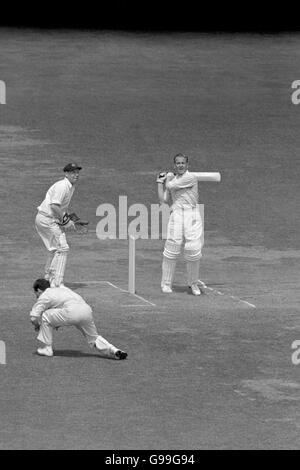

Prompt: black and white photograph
[{"left": 0, "top": 7, "right": 300, "bottom": 453}]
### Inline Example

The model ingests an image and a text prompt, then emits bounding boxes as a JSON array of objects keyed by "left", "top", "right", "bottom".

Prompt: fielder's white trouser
[
  {"left": 35, "top": 212, "right": 69, "bottom": 287},
  {"left": 37, "top": 301, "right": 119, "bottom": 357},
  {"left": 162, "top": 206, "right": 203, "bottom": 288}
]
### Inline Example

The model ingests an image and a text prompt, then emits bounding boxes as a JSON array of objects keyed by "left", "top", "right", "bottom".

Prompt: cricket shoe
[
  {"left": 37, "top": 345, "right": 54, "bottom": 357},
  {"left": 161, "top": 285, "right": 173, "bottom": 293},
  {"left": 115, "top": 350, "right": 128, "bottom": 360},
  {"left": 189, "top": 284, "right": 201, "bottom": 296},
  {"left": 197, "top": 280, "right": 208, "bottom": 290}
]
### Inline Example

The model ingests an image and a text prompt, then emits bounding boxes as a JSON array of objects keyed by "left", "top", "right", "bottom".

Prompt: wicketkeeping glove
[{"left": 60, "top": 212, "right": 89, "bottom": 234}]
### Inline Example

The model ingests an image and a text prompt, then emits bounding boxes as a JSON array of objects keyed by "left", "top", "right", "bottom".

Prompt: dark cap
[{"left": 63, "top": 163, "right": 82, "bottom": 172}]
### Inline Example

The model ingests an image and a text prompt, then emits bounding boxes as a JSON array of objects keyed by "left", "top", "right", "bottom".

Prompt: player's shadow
[
  {"left": 172, "top": 284, "right": 207, "bottom": 295},
  {"left": 40, "top": 349, "right": 117, "bottom": 359},
  {"left": 172, "top": 284, "right": 189, "bottom": 293},
  {"left": 65, "top": 282, "right": 89, "bottom": 290}
]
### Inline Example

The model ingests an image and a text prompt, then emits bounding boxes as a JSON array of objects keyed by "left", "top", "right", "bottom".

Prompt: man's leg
[
  {"left": 36, "top": 307, "right": 69, "bottom": 357},
  {"left": 74, "top": 305, "right": 127, "bottom": 359},
  {"left": 161, "top": 211, "right": 183, "bottom": 293},
  {"left": 35, "top": 213, "right": 58, "bottom": 280},
  {"left": 35, "top": 213, "right": 67, "bottom": 285},
  {"left": 49, "top": 231, "right": 69, "bottom": 287},
  {"left": 161, "top": 241, "right": 181, "bottom": 292},
  {"left": 184, "top": 207, "right": 203, "bottom": 296},
  {"left": 184, "top": 250, "right": 202, "bottom": 295},
  {"left": 44, "top": 251, "right": 55, "bottom": 280}
]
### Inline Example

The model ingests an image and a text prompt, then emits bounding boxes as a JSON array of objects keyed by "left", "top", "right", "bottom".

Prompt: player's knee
[
  {"left": 41, "top": 312, "right": 51, "bottom": 325},
  {"left": 184, "top": 247, "right": 202, "bottom": 261},
  {"left": 56, "top": 243, "right": 69, "bottom": 253},
  {"left": 163, "top": 240, "right": 181, "bottom": 259},
  {"left": 185, "top": 238, "right": 202, "bottom": 251}
]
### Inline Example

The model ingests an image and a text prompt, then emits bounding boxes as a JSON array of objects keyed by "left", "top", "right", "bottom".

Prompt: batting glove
[{"left": 156, "top": 172, "right": 167, "bottom": 183}]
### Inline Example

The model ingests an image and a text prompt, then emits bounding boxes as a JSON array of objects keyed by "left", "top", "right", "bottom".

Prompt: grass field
[{"left": 1, "top": 28, "right": 300, "bottom": 450}]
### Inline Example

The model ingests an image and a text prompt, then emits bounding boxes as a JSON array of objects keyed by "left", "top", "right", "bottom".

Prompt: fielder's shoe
[
  {"left": 190, "top": 284, "right": 201, "bottom": 296},
  {"left": 161, "top": 285, "right": 173, "bottom": 293},
  {"left": 115, "top": 350, "right": 128, "bottom": 360},
  {"left": 37, "top": 345, "right": 54, "bottom": 357}
]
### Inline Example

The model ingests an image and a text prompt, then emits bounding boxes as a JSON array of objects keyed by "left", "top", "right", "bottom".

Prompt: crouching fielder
[
  {"left": 157, "top": 153, "right": 220, "bottom": 296},
  {"left": 30, "top": 278, "right": 128, "bottom": 360}
]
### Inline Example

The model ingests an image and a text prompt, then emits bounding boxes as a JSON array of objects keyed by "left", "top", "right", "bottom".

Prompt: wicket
[
  {"left": 0, "top": 80, "right": 6, "bottom": 105},
  {"left": 128, "top": 235, "right": 136, "bottom": 294},
  {"left": 0, "top": 341, "right": 6, "bottom": 365}
]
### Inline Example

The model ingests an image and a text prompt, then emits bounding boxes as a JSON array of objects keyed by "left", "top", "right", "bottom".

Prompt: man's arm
[
  {"left": 30, "top": 292, "right": 52, "bottom": 328},
  {"left": 50, "top": 204, "right": 75, "bottom": 230},
  {"left": 50, "top": 203, "right": 64, "bottom": 223},
  {"left": 157, "top": 182, "right": 171, "bottom": 204},
  {"left": 49, "top": 181, "right": 72, "bottom": 222},
  {"left": 166, "top": 172, "right": 195, "bottom": 190}
]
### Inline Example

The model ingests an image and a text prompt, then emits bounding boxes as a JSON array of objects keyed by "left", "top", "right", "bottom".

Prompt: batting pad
[
  {"left": 186, "top": 259, "right": 200, "bottom": 286},
  {"left": 183, "top": 247, "right": 202, "bottom": 261},
  {"left": 163, "top": 240, "right": 181, "bottom": 260},
  {"left": 161, "top": 257, "right": 177, "bottom": 288}
]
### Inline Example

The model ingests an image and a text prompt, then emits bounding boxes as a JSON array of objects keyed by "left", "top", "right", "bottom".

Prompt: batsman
[
  {"left": 157, "top": 153, "right": 221, "bottom": 295},
  {"left": 35, "top": 163, "right": 88, "bottom": 287}
]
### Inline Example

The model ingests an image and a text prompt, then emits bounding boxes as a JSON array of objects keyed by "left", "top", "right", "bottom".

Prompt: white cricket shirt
[
  {"left": 166, "top": 171, "right": 199, "bottom": 210},
  {"left": 30, "top": 286, "right": 88, "bottom": 319},
  {"left": 37, "top": 177, "right": 75, "bottom": 218}
]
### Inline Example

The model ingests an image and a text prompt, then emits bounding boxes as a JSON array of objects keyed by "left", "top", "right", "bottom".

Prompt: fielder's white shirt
[
  {"left": 30, "top": 286, "right": 88, "bottom": 319},
  {"left": 166, "top": 171, "right": 199, "bottom": 210},
  {"left": 37, "top": 177, "right": 75, "bottom": 218}
]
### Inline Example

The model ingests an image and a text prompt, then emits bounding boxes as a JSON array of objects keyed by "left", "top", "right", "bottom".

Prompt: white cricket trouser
[
  {"left": 37, "top": 301, "right": 118, "bottom": 357},
  {"left": 35, "top": 212, "right": 69, "bottom": 286},
  {"left": 162, "top": 206, "right": 203, "bottom": 287},
  {"left": 166, "top": 206, "right": 203, "bottom": 250}
]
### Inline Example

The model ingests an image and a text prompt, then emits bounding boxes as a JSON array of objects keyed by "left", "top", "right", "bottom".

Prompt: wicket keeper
[{"left": 35, "top": 163, "right": 82, "bottom": 287}]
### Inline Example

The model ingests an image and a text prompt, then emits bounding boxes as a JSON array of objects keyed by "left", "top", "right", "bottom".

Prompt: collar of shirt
[
  {"left": 64, "top": 177, "right": 73, "bottom": 189},
  {"left": 175, "top": 170, "right": 189, "bottom": 179}
]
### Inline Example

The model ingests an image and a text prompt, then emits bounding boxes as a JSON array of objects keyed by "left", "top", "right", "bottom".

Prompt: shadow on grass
[
  {"left": 172, "top": 284, "right": 208, "bottom": 295},
  {"left": 34, "top": 350, "right": 117, "bottom": 359},
  {"left": 172, "top": 285, "right": 189, "bottom": 293},
  {"left": 65, "top": 282, "right": 89, "bottom": 290}
]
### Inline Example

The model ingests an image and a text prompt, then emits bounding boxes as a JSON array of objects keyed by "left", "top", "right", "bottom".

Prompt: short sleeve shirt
[{"left": 37, "top": 177, "right": 75, "bottom": 218}]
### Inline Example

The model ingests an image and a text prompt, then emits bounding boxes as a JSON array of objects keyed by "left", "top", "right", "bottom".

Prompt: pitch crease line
[
  {"left": 198, "top": 280, "right": 256, "bottom": 309},
  {"left": 122, "top": 304, "right": 154, "bottom": 307},
  {"left": 68, "top": 280, "right": 156, "bottom": 307},
  {"left": 105, "top": 281, "right": 156, "bottom": 307}
]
